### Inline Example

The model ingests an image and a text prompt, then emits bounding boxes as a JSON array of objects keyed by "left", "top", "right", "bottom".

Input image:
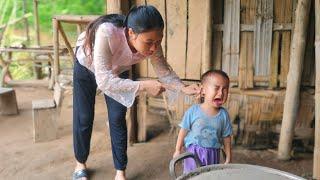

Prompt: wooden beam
[
  {"left": 53, "top": 15, "right": 99, "bottom": 24},
  {"left": 314, "top": 0, "right": 320, "bottom": 178},
  {"left": 58, "top": 23, "right": 75, "bottom": 62},
  {"left": 213, "top": 23, "right": 293, "bottom": 32},
  {"left": 278, "top": 0, "right": 311, "bottom": 160}
]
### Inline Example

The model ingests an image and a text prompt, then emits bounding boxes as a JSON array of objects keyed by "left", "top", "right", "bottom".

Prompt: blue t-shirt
[{"left": 179, "top": 104, "right": 233, "bottom": 149}]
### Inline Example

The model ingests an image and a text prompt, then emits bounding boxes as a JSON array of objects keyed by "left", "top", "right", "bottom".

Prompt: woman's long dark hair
[{"left": 83, "top": 5, "right": 164, "bottom": 61}]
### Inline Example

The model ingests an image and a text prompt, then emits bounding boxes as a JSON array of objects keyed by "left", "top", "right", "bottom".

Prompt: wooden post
[
  {"left": 23, "top": 0, "right": 30, "bottom": 44},
  {"left": 52, "top": 18, "right": 60, "bottom": 89},
  {"left": 106, "top": 0, "right": 136, "bottom": 142},
  {"left": 33, "top": 0, "right": 42, "bottom": 79},
  {"left": 58, "top": 23, "right": 75, "bottom": 62},
  {"left": 313, "top": 0, "right": 320, "bottom": 178},
  {"left": 106, "top": 0, "right": 122, "bottom": 14},
  {"left": 201, "top": 0, "right": 213, "bottom": 74},
  {"left": 137, "top": 92, "right": 147, "bottom": 142},
  {"left": 33, "top": 0, "right": 40, "bottom": 46},
  {"left": 277, "top": 0, "right": 311, "bottom": 160}
]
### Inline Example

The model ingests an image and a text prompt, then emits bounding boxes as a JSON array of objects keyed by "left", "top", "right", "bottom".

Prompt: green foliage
[
  {"left": 0, "top": 0, "right": 105, "bottom": 80},
  {"left": 9, "top": 61, "right": 34, "bottom": 80},
  {"left": 36, "top": 0, "right": 105, "bottom": 30},
  {"left": 1, "top": 0, "right": 105, "bottom": 31}
]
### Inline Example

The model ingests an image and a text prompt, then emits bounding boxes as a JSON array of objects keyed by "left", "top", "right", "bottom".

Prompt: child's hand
[{"left": 173, "top": 150, "right": 182, "bottom": 158}]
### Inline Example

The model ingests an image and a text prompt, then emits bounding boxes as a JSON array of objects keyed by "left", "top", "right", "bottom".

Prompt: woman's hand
[
  {"left": 181, "top": 84, "right": 201, "bottom": 96},
  {"left": 139, "top": 80, "right": 165, "bottom": 96}
]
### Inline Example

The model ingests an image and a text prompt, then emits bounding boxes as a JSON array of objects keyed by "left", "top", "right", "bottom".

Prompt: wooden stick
[
  {"left": 277, "top": 0, "right": 311, "bottom": 160},
  {"left": 314, "top": 0, "right": 320, "bottom": 178}
]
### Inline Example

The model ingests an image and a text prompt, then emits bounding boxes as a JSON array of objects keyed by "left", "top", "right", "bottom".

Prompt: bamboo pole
[
  {"left": 277, "top": 0, "right": 311, "bottom": 160},
  {"left": 201, "top": 0, "right": 213, "bottom": 74},
  {"left": 313, "top": 0, "right": 320, "bottom": 178}
]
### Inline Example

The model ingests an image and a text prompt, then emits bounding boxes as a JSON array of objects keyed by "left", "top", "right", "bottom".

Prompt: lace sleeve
[
  {"left": 150, "top": 46, "right": 185, "bottom": 90},
  {"left": 93, "top": 25, "right": 140, "bottom": 108},
  {"left": 150, "top": 46, "right": 185, "bottom": 103}
]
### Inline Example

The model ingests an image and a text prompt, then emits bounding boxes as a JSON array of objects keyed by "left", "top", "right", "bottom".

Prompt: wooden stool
[
  {"left": 32, "top": 83, "right": 64, "bottom": 142},
  {"left": 0, "top": 87, "right": 18, "bottom": 115}
]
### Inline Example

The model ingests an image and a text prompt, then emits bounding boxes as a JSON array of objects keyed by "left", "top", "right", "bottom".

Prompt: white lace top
[{"left": 75, "top": 22, "right": 184, "bottom": 107}]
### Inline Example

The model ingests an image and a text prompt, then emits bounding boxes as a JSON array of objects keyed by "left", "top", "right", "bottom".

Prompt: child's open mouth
[{"left": 213, "top": 98, "right": 223, "bottom": 106}]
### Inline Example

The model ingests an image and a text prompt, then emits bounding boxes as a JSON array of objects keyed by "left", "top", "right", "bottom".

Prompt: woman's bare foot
[{"left": 115, "top": 170, "right": 126, "bottom": 180}]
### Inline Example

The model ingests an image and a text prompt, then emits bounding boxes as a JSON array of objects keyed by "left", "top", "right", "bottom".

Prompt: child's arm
[
  {"left": 173, "top": 128, "right": 188, "bottom": 158},
  {"left": 223, "top": 136, "right": 232, "bottom": 164}
]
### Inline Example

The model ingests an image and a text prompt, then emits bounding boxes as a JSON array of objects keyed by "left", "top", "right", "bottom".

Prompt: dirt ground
[{"left": 0, "top": 86, "right": 314, "bottom": 180}]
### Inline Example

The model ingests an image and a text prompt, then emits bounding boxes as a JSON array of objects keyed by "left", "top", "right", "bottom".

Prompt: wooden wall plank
[
  {"left": 222, "top": 0, "right": 240, "bottom": 78},
  {"left": 274, "top": 0, "right": 292, "bottom": 88},
  {"left": 269, "top": 32, "right": 280, "bottom": 88},
  {"left": 302, "top": 3, "right": 315, "bottom": 86},
  {"left": 239, "top": 0, "right": 256, "bottom": 89},
  {"left": 253, "top": 0, "right": 273, "bottom": 77},
  {"left": 133, "top": 0, "right": 148, "bottom": 78},
  {"left": 166, "top": 0, "right": 187, "bottom": 78},
  {"left": 212, "top": 0, "right": 224, "bottom": 70},
  {"left": 230, "top": 0, "right": 240, "bottom": 76},
  {"left": 146, "top": 0, "right": 166, "bottom": 78},
  {"left": 185, "top": 0, "right": 206, "bottom": 79}
]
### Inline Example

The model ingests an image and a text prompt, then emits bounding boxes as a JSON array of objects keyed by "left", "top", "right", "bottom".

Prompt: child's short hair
[{"left": 200, "top": 69, "right": 229, "bottom": 84}]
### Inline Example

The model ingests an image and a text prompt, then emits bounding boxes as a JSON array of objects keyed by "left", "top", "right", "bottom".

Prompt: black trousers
[{"left": 73, "top": 60, "right": 129, "bottom": 170}]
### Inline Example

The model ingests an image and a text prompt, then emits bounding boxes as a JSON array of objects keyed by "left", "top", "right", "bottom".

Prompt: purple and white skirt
[{"left": 183, "top": 144, "right": 220, "bottom": 173}]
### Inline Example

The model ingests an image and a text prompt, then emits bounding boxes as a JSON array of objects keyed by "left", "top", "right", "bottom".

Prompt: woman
[{"left": 72, "top": 5, "right": 200, "bottom": 180}]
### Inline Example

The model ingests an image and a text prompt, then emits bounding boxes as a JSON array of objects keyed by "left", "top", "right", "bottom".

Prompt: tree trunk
[{"left": 277, "top": 0, "right": 311, "bottom": 160}]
